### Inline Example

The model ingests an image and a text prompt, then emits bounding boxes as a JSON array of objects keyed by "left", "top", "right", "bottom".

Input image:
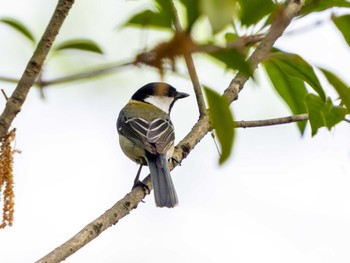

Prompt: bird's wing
[
  {"left": 118, "top": 115, "right": 174, "bottom": 155},
  {"left": 147, "top": 118, "right": 175, "bottom": 154}
]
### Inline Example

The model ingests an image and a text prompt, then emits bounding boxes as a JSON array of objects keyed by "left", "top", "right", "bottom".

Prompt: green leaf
[
  {"left": 123, "top": 10, "right": 172, "bottom": 29},
  {"left": 123, "top": 0, "right": 174, "bottom": 30},
  {"left": 332, "top": 14, "right": 350, "bottom": 47},
  {"left": 305, "top": 94, "right": 347, "bottom": 136},
  {"left": 237, "top": 0, "right": 275, "bottom": 26},
  {"left": 264, "top": 62, "right": 308, "bottom": 134},
  {"left": 55, "top": 39, "right": 103, "bottom": 54},
  {"left": 207, "top": 49, "right": 252, "bottom": 77},
  {"left": 155, "top": 0, "right": 174, "bottom": 16},
  {"left": 269, "top": 51, "right": 326, "bottom": 101},
  {"left": 204, "top": 86, "right": 235, "bottom": 164},
  {"left": 324, "top": 100, "right": 347, "bottom": 128},
  {"left": 301, "top": 0, "right": 350, "bottom": 16},
  {"left": 201, "top": 0, "right": 238, "bottom": 33},
  {"left": 320, "top": 68, "right": 350, "bottom": 113},
  {"left": 305, "top": 94, "right": 326, "bottom": 135},
  {"left": 225, "top": 33, "right": 239, "bottom": 43},
  {"left": 179, "top": 0, "right": 200, "bottom": 31},
  {"left": 0, "top": 17, "right": 35, "bottom": 43}
]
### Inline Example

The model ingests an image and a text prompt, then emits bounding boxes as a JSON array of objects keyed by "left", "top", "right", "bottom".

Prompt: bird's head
[{"left": 131, "top": 82, "right": 189, "bottom": 114}]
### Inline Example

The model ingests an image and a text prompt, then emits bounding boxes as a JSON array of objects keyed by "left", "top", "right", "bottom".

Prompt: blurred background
[{"left": 0, "top": 0, "right": 350, "bottom": 262}]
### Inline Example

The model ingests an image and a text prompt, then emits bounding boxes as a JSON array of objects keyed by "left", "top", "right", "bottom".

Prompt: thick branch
[
  {"left": 35, "top": 186, "right": 148, "bottom": 263},
  {"left": 36, "top": 1, "right": 305, "bottom": 262},
  {"left": 234, "top": 113, "right": 308, "bottom": 128},
  {"left": 0, "top": 0, "right": 75, "bottom": 140}
]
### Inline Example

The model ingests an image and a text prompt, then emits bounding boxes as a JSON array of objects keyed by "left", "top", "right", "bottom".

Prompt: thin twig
[
  {"left": 234, "top": 113, "right": 308, "bottom": 128},
  {"left": 41, "top": 61, "right": 133, "bottom": 87},
  {"left": 36, "top": 1, "right": 305, "bottom": 262},
  {"left": 197, "top": 34, "right": 265, "bottom": 54},
  {"left": 0, "top": 36, "right": 263, "bottom": 88},
  {"left": 211, "top": 131, "right": 221, "bottom": 156},
  {"left": 170, "top": 0, "right": 207, "bottom": 116},
  {"left": 0, "top": 0, "right": 75, "bottom": 140},
  {"left": 0, "top": 76, "right": 19, "bottom": 84},
  {"left": 1, "top": 89, "right": 9, "bottom": 101}
]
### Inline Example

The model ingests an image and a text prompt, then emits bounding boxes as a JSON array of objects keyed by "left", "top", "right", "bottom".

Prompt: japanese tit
[{"left": 117, "top": 82, "right": 189, "bottom": 208}]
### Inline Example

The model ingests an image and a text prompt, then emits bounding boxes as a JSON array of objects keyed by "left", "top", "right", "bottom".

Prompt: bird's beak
[{"left": 175, "top": 91, "right": 190, "bottom": 99}]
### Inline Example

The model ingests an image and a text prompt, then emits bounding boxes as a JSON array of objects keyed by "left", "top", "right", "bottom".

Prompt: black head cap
[{"left": 132, "top": 82, "right": 189, "bottom": 101}]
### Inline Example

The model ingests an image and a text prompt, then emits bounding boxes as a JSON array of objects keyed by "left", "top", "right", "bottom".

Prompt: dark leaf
[
  {"left": 0, "top": 17, "right": 35, "bottom": 43},
  {"left": 320, "top": 67, "right": 350, "bottom": 113},
  {"left": 155, "top": 0, "right": 174, "bottom": 16},
  {"left": 269, "top": 51, "right": 326, "bottom": 101},
  {"left": 264, "top": 62, "right": 308, "bottom": 134},
  {"left": 55, "top": 39, "right": 103, "bottom": 54},
  {"left": 332, "top": 14, "right": 350, "bottom": 47},
  {"left": 237, "top": 0, "right": 275, "bottom": 26},
  {"left": 324, "top": 100, "right": 347, "bottom": 128},
  {"left": 204, "top": 86, "right": 235, "bottom": 164},
  {"left": 305, "top": 94, "right": 326, "bottom": 135},
  {"left": 123, "top": 10, "right": 172, "bottom": 29},
  {"left": 123, "top": 0, "right": 174, "bottom": 30},
  {"left": 154, "top": 0, "right": 175, "bottom": 24},
  {"left": 207, "top": 49, "right": 252, "bottom": 77},
  {"left": 179, "top": 0, "right": 200, "bottom": 31},
  {"left": 305, "top": 94, "right": 346, "bottom": 136}
]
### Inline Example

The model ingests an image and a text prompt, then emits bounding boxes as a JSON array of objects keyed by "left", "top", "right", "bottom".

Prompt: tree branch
[
  {"left": 40, "top": 61, "right": 133, "bottom": 87},
  {"left": 0, "top": 76, "right": 19, "bottom": 84},
  {"left": 0, "top": 35, "right": 264, "bottom": 88},
  {"left": 170, "top": 0, "right": 207, "bottom": 116},
  {"left": 234, "top": 113, "right": 308, "bottom": 128},
  {"left": 36, "top": 1, "right": 305, "bottom": 262},
  {"left": 0, "top": 0, "right": 75, "bottom": 140},
  {"left": 224, "top": 0, "right": 305, "bottom": 102},
  {"left": 197, "top": 34, "right": 265, "bottom": 54}
]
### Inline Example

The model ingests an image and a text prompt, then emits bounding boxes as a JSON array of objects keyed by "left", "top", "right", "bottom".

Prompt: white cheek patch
[{"left": 144, "top": 95, "right": 174, "bottom": 114}]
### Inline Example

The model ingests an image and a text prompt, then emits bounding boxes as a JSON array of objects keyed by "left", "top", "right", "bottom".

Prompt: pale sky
[{"left": 0, "top": 1, "right": 350, "bottom": 262}]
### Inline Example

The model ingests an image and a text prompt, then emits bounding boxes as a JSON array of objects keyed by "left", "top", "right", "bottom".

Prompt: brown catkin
[{"left": 0, "top": 128, "right": 16, "bottom": 228}]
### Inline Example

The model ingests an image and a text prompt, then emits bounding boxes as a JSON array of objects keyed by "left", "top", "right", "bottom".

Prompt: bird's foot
[
  {"left": 171, "top": 157, "right": 182, "bottom": 166},
  {"left": 132, "top": 180, "right": 151, "bottom": 196}
]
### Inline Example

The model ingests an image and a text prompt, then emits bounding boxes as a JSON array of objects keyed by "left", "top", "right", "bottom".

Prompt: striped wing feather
[{"left": 122, "top": 117, "right": 174, "bottom": 154}]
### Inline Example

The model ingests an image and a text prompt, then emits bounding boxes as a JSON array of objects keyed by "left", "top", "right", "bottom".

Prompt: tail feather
[{"left": 146, "top": 152, "right": 178, "bottom": 208}]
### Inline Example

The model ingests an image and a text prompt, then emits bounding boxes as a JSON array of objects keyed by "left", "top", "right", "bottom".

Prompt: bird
[{"left": 117, "top": 82, "right": 189, "bottom": 208}]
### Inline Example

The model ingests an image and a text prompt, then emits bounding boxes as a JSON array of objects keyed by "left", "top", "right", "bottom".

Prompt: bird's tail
[{"left": 146, "top": 152, "right": 178, "bottom": 208}]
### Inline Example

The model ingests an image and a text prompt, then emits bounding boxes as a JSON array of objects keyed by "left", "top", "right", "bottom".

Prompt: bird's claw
[
  {"left": 171, "top": 157, "right": 182, "bottom": 166},
  {"left": 132, "top": 180, "right": 151, "bottom": 195}
]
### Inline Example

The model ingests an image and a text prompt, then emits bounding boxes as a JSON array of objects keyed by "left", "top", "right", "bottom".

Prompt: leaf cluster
[
  {"left": 1, "top": 0, "right": 350, "bottom": 165},
  {"left": 0, "top": 17, "right": 103, "bottom": 55},
  {"left": 122, "top": 0, "right": 350, "bottom": 164}
]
